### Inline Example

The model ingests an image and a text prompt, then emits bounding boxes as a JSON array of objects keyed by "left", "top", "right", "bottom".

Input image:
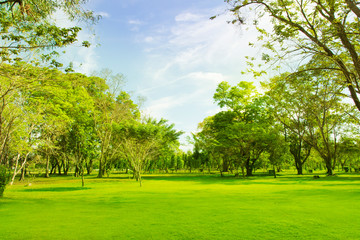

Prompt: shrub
[{"left": 0, "top": 165, "right": 10, "bottom": 197}]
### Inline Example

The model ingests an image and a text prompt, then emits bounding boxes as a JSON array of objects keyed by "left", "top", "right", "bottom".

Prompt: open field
[{"left": 1, "top": 172, "right": 360, "bottom": 240}]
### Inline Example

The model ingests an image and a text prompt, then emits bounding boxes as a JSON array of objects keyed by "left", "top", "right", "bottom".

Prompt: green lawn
[{"left": 1, "top": 172, "right": 360, "bottom": 240}]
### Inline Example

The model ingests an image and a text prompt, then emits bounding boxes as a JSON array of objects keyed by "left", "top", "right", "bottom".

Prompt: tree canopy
[
  {"left": 224, "top": 0, "right": 360, "bottom": 112},
  {"left": 0, "top": 0, "right": 98, "bottom": 65}
]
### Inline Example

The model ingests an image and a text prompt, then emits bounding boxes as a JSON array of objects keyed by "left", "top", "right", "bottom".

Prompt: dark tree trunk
[
  {"left": 273, "top": 165, "right": 277, "bottom": 178},
  {"left": 246, "top": 166, "right": 253, "bottom": 176},
  {"left": 97, "top": 163, "right": 103, "bottom": 178},
  {"left": 57, "top": 162, "right": 62, "bottom": 175},
  {"left": 222, "top": 159, "right": 229, "bottom": 172},
  {"left": 295, "top": 163, "right": 303, "bottom": 175},
  {"left": 326, "top": 162, "right": 333, "bottom": 175},
  {"left": 50, "top": 163, "right": 56, "bottom": 175},
  {"left": 245, "top": 158, "right": 253, "bottom": 176},
  {"left": 19, "top": 167, "right": 25, "bottom": 181},
  {"left": 86, "top": 159, "right": 93, "bottom": 175}
]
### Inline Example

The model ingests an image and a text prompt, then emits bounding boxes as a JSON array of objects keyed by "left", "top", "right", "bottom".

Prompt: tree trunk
[
  {"left": 86, "top": 159, "right": 93, "bottom": 175},
  {"left": 222, "top": 160, "right": 229, "bottom": 172},
  {"left": 326, "top": 165, "right": 333, "bottom": 175},
  {"left": 244, "top": 157, "right": 254, "bottom": 176},
  {"left": 19, "top": 167, "right": 25, "bottom": 181},
  {"left": 10, "top": 154, "right": 21, "bottom": 185},
  {"left": 296, "top": 165, "right": 303, "bottom": 175},
  {"left": 57, "top": 162, "right": 62, "bottom": 175},
  {"left": 246, "top": 166, "right": 253, "bottom": 176},
  {"left": 294, "top": 156, "right": 304, "bottom": 175},
  {"left": 50, "top": 162, "right": 56, "bottom": 175},
  {"left": 97, "top": 157, "right": 103, "bottom": 178},
  {"left": 62, "top": 157, "right": 68, "bottom": 175},
  {"left": 273, "top": 165, "right": 277, "bottom": 178},
  {"left": 324, "top": 156, "right": 334, "bottom": 175},
  {"left": 45, "top": 155, "right": 50, "bottom": 178},
  {"left": 81, "top": 163, "right": 85, "bottom": 187}
]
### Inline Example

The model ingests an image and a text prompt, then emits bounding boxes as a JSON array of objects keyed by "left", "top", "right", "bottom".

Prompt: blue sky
[{"left": 60, "top": 0, "right": 265, "bottom": 151}]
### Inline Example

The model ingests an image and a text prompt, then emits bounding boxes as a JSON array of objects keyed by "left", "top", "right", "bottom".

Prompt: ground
[{"left": 1, "top": 172, "right": 360, "bottom": 239}]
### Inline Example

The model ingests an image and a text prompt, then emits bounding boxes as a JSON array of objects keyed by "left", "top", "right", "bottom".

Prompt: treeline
[
  {"left": 193, "top": 71, "right": 360, "bottom": 177},
  {"left": 0, "top": 63, "right": 183, "bottom": 187}
]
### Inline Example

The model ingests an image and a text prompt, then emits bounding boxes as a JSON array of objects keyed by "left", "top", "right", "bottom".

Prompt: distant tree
[
  {"left": 93, "top": 74, "right": 139, "bottom": 178},
  {"left": 176, "top": 155, "right": 184, "bottom": 171},
  {"left": 195, "top": 81, "right": 284, "bottom": 177},
  {"left": 265, "top": 74, "right": 313, "bottom": 174},
  {"left": 266, "top": 69, "right": 356, "bottom": 175},
  {"left": 213, "top": 81, "right": 275, "bottom": 176},
  {"left": 267, "top": 130, "right": 289, "bottom": 178},
  {"left": 337, "top": 138, "right": 360, "bottom": 170},
  {"left": 117, "top": 118, "right": 182, "bottom": 186}
]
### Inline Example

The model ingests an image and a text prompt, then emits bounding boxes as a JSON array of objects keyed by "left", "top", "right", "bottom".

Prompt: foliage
[
  {"left": 117, "top": 118, "right": 183, "bottom": 186},
  {"left": 224, "top": 0, "right": 360, "bottom": 113},
  {"left": 196, "top": 81, "right": 287, "bottom": 176},
  {"left": 0, "top": 165, "right": 10, "bottom": 197},
  {"left": 0, "top": 0, "right": 99, "bottom": 65},
  {"left": 264, "top": 68, "right": 358, "bottom": 175}
]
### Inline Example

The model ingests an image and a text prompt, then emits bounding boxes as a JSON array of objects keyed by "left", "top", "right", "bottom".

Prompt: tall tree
[
  {"left": 266, "top": 69, "right": 355, "bottom": 175},
  {"left": 265, "top": 73, "right": 313, "bottom": 174},
  {"left": 223, "top": 0, "right": 360, "bottom": 112}
]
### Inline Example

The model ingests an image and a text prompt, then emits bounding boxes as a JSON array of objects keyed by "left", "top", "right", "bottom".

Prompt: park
[
  {"left": 1, "top": 1, "right": 360, "bottom": 239},
  {"left": 1, "top": 170, "right": 360, "bottom": 239}
]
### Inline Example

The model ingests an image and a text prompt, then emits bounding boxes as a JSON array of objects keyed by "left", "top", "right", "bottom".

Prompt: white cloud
[
  {"left": 175, "top": 12, "right": 203, "bottom": 22},
  {"left": 142, "top": 71, "right": 227, "bottom": 124},
  {"left": 74, "top": 45, "right": 98, "bottom": 75},
  {"left": 128, "top": 19, "right": 143, "bottom": 25},
  {"left": 144, "top": 36, "right": 154, "bottom": 43},
  {"left": 134, "top": 7, "right": 271, "bottom": 149},
  {"left": 142, "top": 9, "right": 261, "bottom": 84},
  {"left": 49, "top": 10, "right": 99, "bottom": 75}
]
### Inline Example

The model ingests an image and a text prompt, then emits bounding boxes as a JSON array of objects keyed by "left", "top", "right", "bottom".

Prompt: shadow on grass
[
  {"left": 23, "top": 187, "right": 91, "bottom": 192},
  {"left": 35, "top": 172, "right": 360, "bottom": 187},
  {"left": 138, "top": 173, "right": 360, "bottom": 186}
]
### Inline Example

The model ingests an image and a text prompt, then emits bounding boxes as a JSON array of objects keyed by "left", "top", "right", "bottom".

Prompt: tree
[
  {"left": 265, "top": 73, "right": 313, "bottom": 174},
  {"left": 0, "top": 63, "right": 69, "bottom": 178},
  {"left": 337, "top": 137, "right": 360, "bottom": 170},
  {"left": 195, "top": 81, "right": 282, "bottom": 177},
  {"left": 0, "top": 0, "right": 98, "bottom": 64},
  {"left": 265, "top": 69, "right": 355, "bottom": 175},
  {"left": 117, "top": 118, "right": 182, "bottom": 186},
  {"left": 94, "top": 91, "right": 139, "bottom": 178},
  {"left": 214, "top": 81, "right": 275, "bottom": 176},
  {"left": 224, "top": 0, "right": 360, "bottom": 113},
  {"left": 61, "top": 74, "right": 97, "bottom": 186},
  {"left": 267, "top": 129, "right": 289, "bottom": 178},
  {"left": 0, "top": 164, "right": 10, "bottom": 197}
]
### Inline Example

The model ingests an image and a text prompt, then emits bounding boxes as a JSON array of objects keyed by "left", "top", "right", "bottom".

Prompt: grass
[{"left": 1, "top": 172, "right": 360, "bottom": 239}]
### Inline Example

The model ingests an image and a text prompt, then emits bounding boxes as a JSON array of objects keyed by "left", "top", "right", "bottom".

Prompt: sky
[{"left": 60, "top": 0, "right": 267, "bottom": 151}]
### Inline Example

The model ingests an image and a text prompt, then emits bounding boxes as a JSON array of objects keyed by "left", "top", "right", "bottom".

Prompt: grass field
[{"left": 1, "top": 172, "right": 360, "bottom": 240}]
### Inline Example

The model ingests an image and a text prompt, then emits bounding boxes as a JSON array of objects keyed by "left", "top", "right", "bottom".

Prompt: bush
[{"left": 0, "top": 165, "right": 10, "bottom": 197}]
